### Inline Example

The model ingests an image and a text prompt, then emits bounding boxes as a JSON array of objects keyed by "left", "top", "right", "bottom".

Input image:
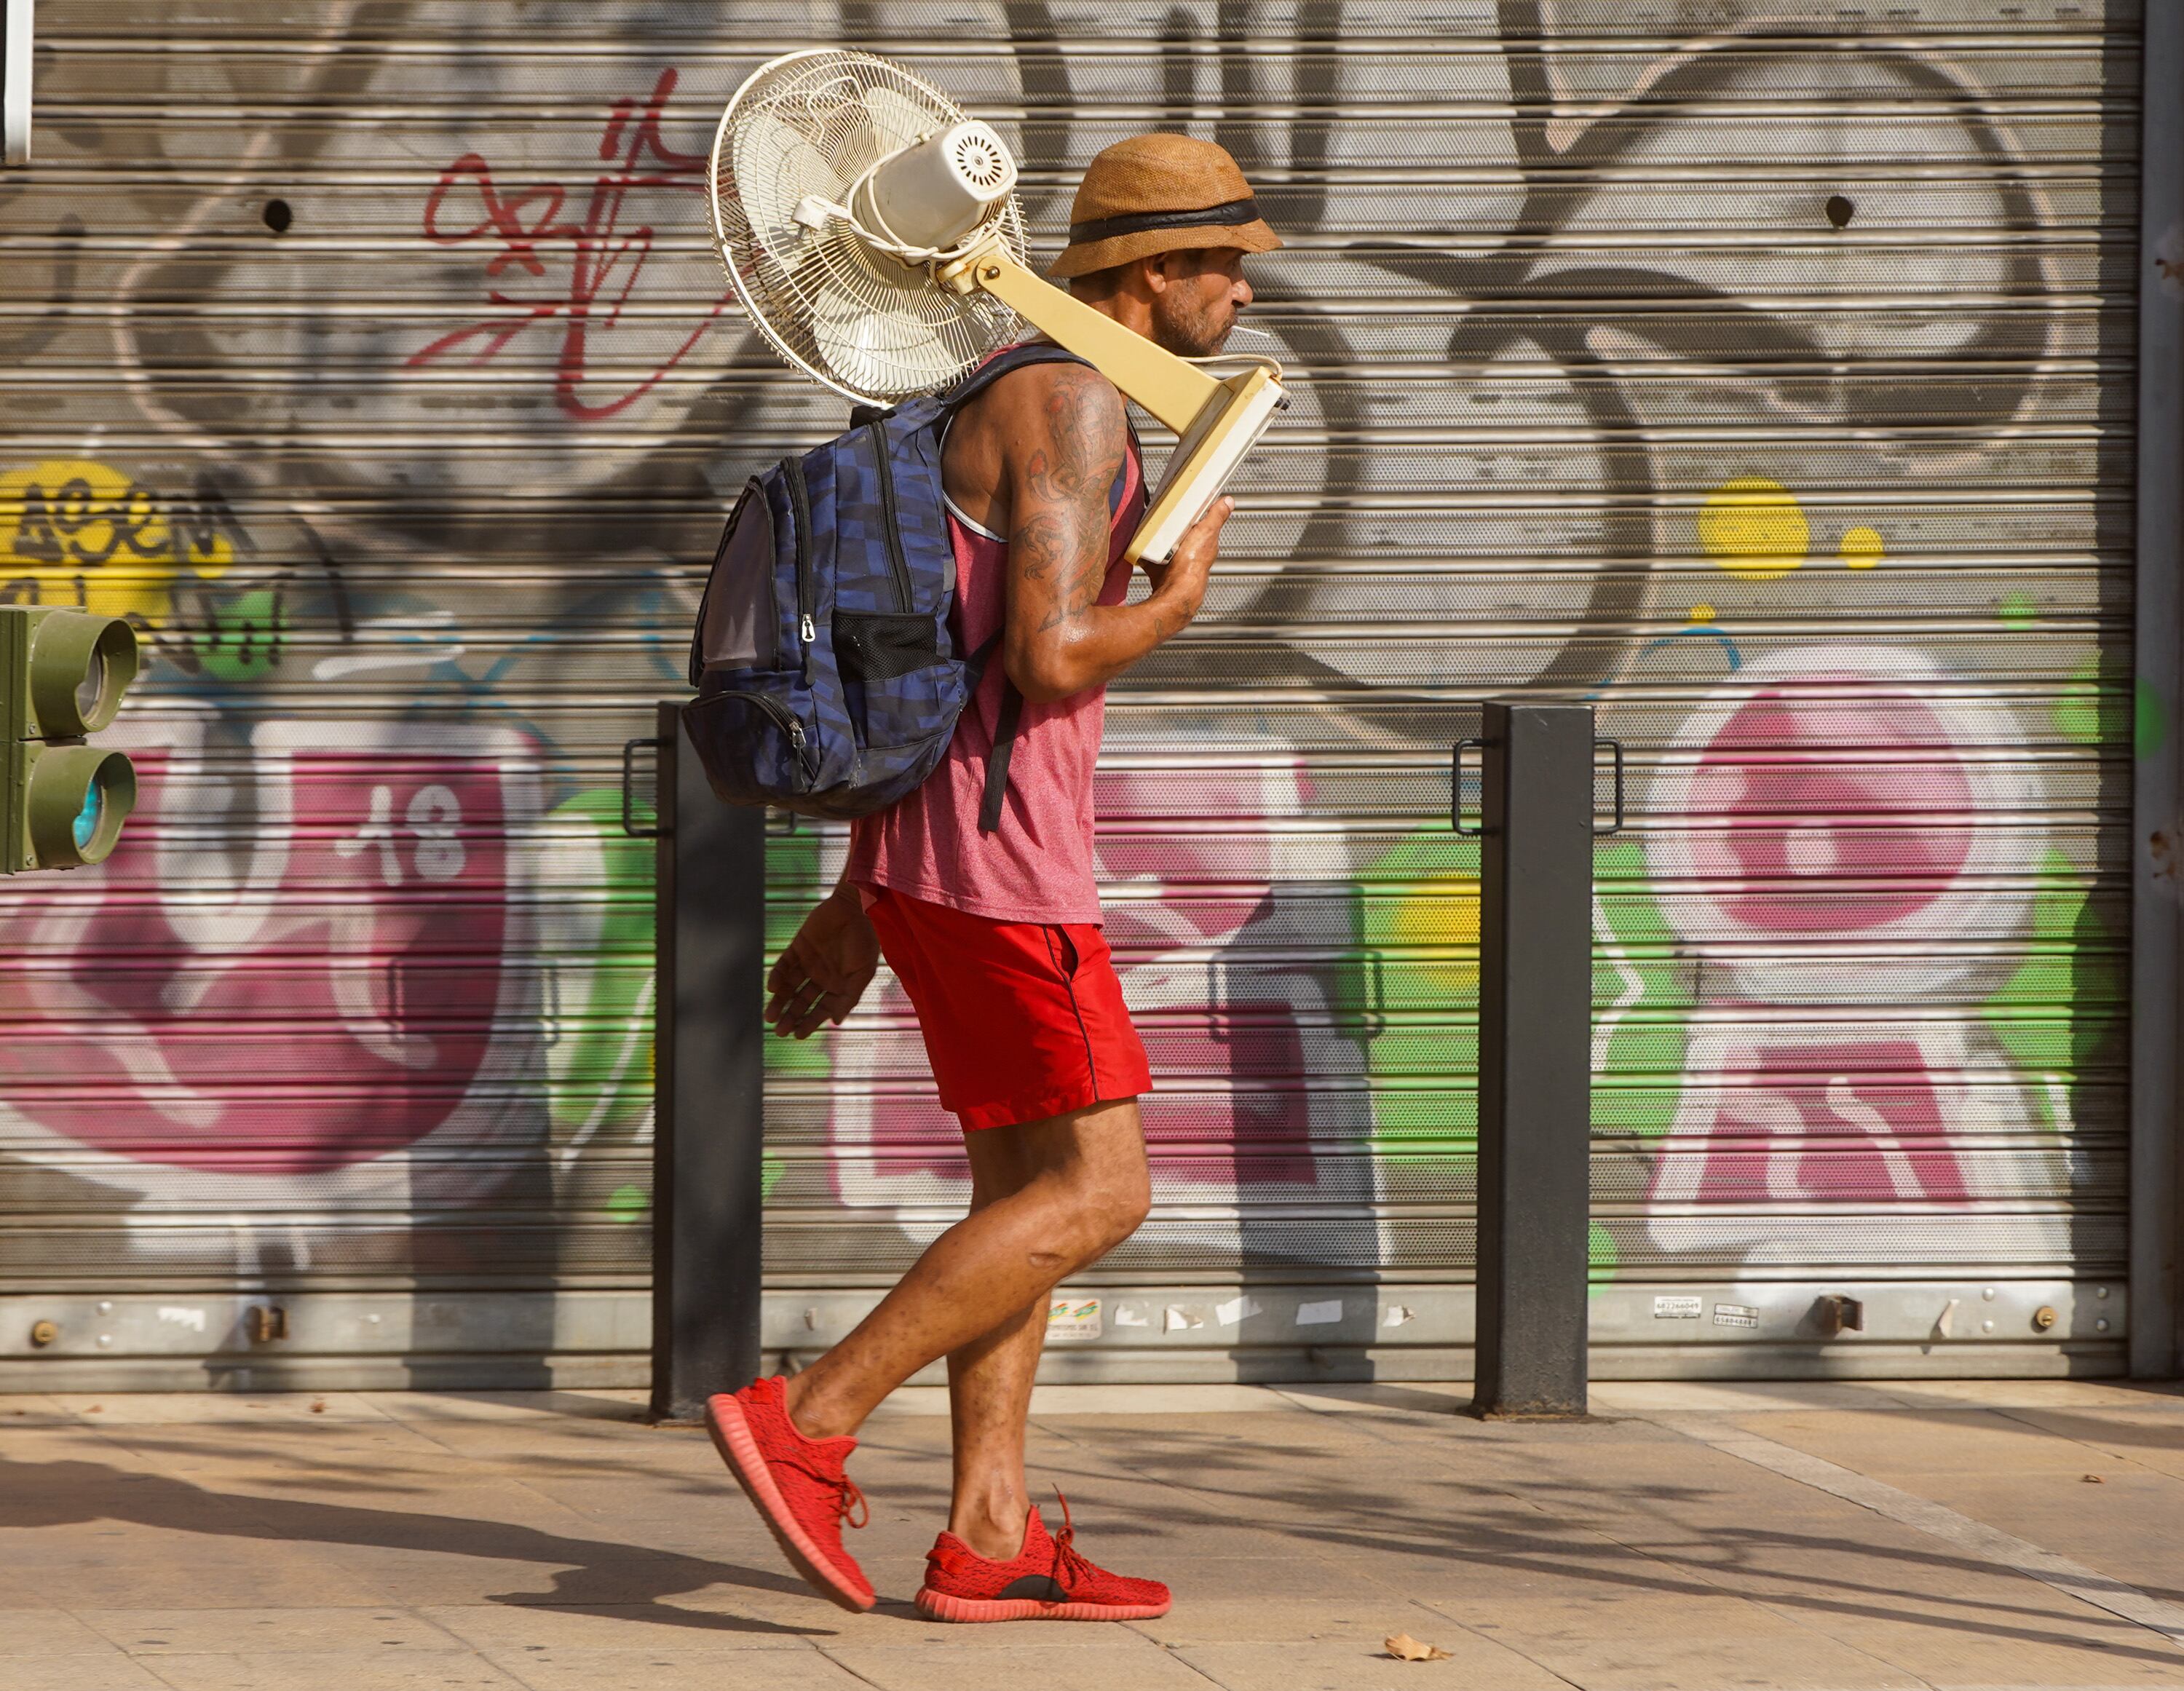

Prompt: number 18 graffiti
[{"left": 336, "top": 783, "right": 467, "bottom": 885}]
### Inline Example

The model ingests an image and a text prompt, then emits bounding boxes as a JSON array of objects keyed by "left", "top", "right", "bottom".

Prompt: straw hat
[{"left": 1051, "top": 133, "right": 1282, "bottom": 280}]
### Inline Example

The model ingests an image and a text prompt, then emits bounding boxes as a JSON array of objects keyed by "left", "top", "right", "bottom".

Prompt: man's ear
[{"left": 1137, "top": 253, "right": 1172, "bottom": 298}]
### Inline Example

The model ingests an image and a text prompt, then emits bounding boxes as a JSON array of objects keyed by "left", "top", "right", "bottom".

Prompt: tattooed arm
[{"left": 946, "top": 362, "right": 1231, "bottom": 705}]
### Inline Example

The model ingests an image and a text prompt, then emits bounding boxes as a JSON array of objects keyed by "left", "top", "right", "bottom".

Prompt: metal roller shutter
[{"left": 0, "top": 0, "right": 2140, "bottom": 1388}]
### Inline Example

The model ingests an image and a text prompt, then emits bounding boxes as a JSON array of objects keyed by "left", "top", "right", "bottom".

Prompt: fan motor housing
[{"left": 853, "top": 120, "right": 1018, "bottom": 251}]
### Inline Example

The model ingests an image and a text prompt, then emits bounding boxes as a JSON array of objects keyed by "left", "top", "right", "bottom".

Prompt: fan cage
[{"left": 711, "top": 49, "right": 1028, "bottom": 405}]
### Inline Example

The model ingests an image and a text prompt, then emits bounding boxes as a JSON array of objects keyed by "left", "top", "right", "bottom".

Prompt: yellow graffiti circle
[
  {"left": 1840, "top": 525, "right": 1886, "bottom": 569},
  {"left": 1698, "top": 476, "right": 1808, "bottom": 581},
  {"left": 0, "top": 459, "right": 233, "bottom": 625},
  {"left": 1387, "top": 871, "right": 1481, "bottom": 998}
]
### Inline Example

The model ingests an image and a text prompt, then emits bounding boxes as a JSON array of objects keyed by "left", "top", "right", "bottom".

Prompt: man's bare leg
[
  {"left": 941, "top": 1127, "right": 1059, "bottom": 1559},
  {"left": 781, "top": 1097, "right": 1146, "bottom": 1543}
]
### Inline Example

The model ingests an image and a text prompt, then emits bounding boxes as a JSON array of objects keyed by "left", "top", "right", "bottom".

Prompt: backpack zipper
[
  {"left": 782, "top": 455, "right": 818, "bottom": 671},
  {"left": 865, "top": 419, "right": 915, "bottom": 612},
  {"left": 714, "top": 688, "right": 813, "bottom": 783}
]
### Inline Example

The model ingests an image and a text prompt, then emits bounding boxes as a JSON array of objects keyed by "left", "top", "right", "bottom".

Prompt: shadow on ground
[
  {"left": 0, "top": 1452, "right": 823, "bottom": 1636},
  {"left": 1023, "top": 1417, "right": 2184, "bottom": 1670}
]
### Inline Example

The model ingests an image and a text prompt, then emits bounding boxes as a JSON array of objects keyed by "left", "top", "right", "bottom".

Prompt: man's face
[{"left": 1148, "top": 247, "right": 1254, "bottom": 358}]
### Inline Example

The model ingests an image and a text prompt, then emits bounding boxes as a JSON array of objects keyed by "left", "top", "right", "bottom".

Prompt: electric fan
[{"left": 709, "top": 48, "right": 1288, "bottom": 563}]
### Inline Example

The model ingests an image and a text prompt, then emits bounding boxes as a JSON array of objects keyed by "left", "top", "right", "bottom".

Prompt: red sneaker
[
  {"left": 705, "top": 1377, "right": 875, "bottom": 1612},
  {"left": 915, "top": 1495, "right": 1170, "bottom": 1623}
]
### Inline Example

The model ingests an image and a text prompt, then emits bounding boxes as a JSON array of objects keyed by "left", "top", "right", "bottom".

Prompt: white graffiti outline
[{"left": 0, "top": 718, "right": 546, "bottom": 1221}]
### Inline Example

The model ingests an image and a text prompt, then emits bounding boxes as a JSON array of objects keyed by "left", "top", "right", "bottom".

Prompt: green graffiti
[
  {"left": 1982, "top": 849, "right": 2124, "bottom": 1130},
  {"left": 2053, "top": 657, "right": 2131, "bottom": 748},
  {"left": 2137, "top": 678, "right": 2167, "bottom": 761},
  {"left": 606, "top": 1184, "right": 649, "bottom": 1222},
  {"left": 541, "top": 790, "right": 657, "bottom": 1144},
  {"left": 1359, "top": 828, "right": 1693, "bottom": 1285},
  {"left": 1357, "top": 828, "right": 1481, "bottom": 1157},
  {"left": 1591, "top": 839, "right": 1693, "bottom": 1147},
  {"left": 1996, "top": 590, "right": 2037, "bottom": 626},
  {"left": 1590, "top": 1219, "right": 1618, "bottom": 1286},
  {"left": 763, "top": 824, "right": 829, "bottom": 1087},
  {"left": 761, "top": 828, "right": 830, "bottom": 1219},
  {"left": 197, "top": 587, "right": 286, "bottom": 682}
]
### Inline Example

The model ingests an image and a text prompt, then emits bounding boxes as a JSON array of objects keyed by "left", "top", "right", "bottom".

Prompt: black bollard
[
  {"left": 1460, "top": 701, "right": 1601, "bottom": 1418},
  {"left": 643, "top": 704, "right": 767, "bottom": 1422}
]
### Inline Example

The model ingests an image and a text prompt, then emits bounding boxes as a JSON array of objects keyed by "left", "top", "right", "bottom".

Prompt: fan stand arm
[{"left": 936, "top": 244, "right": 1221, "bottom": 435}]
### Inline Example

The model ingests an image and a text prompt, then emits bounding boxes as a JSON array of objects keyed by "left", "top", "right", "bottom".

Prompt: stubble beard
[{"left": 1152, "top": 293, "right": 1233, "bottom": 360}]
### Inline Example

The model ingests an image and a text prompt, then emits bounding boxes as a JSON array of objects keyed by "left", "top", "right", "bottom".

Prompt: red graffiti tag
[{"left": 410, "top": 68, "right": 730, "bottom": 420}]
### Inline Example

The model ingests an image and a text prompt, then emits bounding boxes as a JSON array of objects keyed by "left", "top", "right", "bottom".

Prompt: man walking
[{"left": 705, "top": 133, "right": 1280, "bottom": 1621}]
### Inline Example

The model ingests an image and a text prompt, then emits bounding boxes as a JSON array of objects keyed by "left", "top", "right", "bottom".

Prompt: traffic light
[{"left": 1, "top": 607, "right": 138, "bottom": 872}]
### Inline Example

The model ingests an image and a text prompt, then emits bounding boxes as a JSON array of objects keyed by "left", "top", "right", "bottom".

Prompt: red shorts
[{"left": 862, "top": 885, "right": 1152, "bottom": 1131}]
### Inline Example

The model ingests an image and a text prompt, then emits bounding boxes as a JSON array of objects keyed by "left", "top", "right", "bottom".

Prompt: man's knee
[
  {"left": 1029, "top": 1171, "right": 1147, "bottom": 1269},
  {"left": 1010, "top": 1098, "right": 1151, "bottom": 1264},
  {"left": 1084, "top": 1163, "right": 1151, "bottom": 1256}
]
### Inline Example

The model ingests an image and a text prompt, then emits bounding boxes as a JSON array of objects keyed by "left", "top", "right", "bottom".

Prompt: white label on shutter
[
  {"left": 1653, "top": 1296, "right": 1703, "bottom": 1319},
  {"left": 1712, "top": 1303, "right": 1760, "bottom": 1329}
]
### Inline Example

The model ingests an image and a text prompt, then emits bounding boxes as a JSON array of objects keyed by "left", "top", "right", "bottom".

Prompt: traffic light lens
[
  {"left": 19, "top": 745, "right": 135, "bottom": 869},
  {"left": 72, "top": 783, "right": 101, "bottom": 852},
  {"left": 75, "top": 650, "right": 108, "bottom": 724}
]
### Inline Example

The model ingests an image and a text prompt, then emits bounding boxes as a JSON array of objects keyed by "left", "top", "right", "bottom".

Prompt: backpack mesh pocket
[
  {"left": 693, "top": 481, "right": 779, "bottom": 676},
  {"left": 834, "top": 611, "right": 940, "bottom": 683}
]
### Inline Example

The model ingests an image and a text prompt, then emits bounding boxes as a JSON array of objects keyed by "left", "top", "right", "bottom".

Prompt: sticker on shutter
[{"left": 1047, "top": 1297, "right": 1101, "bottom": 1342}]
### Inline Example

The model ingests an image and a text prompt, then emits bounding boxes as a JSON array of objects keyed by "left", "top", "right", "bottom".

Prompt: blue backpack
[{"left": 684, "top": 343, "right": 1091, "bottom": 829}]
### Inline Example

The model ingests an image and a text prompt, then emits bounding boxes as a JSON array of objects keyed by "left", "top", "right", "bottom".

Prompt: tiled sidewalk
[{"left": 3, "top": 1377, "right": 2182, "bottom": 1690}]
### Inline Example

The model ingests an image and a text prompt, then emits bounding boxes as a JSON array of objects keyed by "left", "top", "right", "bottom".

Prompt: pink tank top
[{"left": 846, "top": 419, "right": 1146, "bottom": 925}]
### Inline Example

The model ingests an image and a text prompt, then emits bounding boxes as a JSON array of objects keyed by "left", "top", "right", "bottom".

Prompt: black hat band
[{"left": 1067, "top": 197, "right": 1261, "bottom": 245}]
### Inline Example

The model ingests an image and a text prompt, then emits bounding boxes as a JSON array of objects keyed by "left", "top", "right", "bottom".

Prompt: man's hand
[
  {"left": 1136, "top": 495, "right": 1233, "bottom": 635},
  {"left": 765, "top": 885, "right": 880, "bottom": 1039}
]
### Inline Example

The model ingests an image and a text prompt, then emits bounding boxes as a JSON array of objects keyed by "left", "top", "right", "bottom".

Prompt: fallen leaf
[
  {"left": 2084, "top": 1473, "right": 2105, "bottom": 1484},
  {"left": 1385, "top": 1632, "right": 1453, "bottom": 1662},
  {"left": 310, "top": 1400, "right": 326, "bottom": 1414}
]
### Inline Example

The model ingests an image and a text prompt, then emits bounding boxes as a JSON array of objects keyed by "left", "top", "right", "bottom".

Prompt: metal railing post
[
  {"left": 2130, "top": 0, "right": 2183, "bottom": 1381},
  {"left": 648, "top": 703, "right": 767, "bottom": 1421},
  {"left": 1462, "top": 700, "right": 1599, "bottom": 1418}
]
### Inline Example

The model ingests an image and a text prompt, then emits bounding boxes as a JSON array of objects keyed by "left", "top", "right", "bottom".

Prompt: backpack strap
[
  {"left": 944, "top": 344, "right": 1099, "bottom": 836},
  {"left": 962, "top": 628, "right": 1002, "bottom": 694},
  {"left": 961, "top": 630, "right": 1021, "bottom": 836},
  {"left": 980, "top": 683, "right": 1024, "bottom": 836},
  {"left": 939, "top": 341, "right": 1095, "bottom": 414}
]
